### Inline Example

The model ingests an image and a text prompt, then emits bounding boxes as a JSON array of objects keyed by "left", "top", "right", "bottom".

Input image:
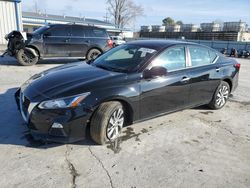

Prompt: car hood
[{"left": 22, "top": 62, "right": 123, "bottom": 101}]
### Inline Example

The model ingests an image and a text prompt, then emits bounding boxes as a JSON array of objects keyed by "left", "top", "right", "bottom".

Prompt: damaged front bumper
[
  {"left": 3, "top": 30, "right": 27, "bottom": 57},
  {"left": 15, "top": 88, "right": 92, "bottom": 143}
]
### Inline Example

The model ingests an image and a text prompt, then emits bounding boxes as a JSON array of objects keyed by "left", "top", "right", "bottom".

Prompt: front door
[
  {"left": 139, "top": 45, "right": 191, "bottom": 119},
  {"left": 43, "top": 25, "right": 71, "bottom": 57}
]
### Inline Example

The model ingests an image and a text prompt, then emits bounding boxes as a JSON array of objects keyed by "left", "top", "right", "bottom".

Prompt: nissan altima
[{"left": 15, "top": 40, "right": 240, "bottom": 144}]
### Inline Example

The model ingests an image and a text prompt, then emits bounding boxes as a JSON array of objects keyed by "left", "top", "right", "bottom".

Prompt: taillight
[
  {"left": 107, "top": 39, "right": 113, "bottom": 48},
  {"left": 234, "top": 63, "right": 241, "bottom": 69}
]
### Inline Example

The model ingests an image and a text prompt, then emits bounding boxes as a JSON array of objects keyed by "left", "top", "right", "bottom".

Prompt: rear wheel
[
  {"left": 86, "top": 48, "right": 102, "bottom": 61},
  {"left": 90, "top": 101, "right": 125, "bottom": 145},
  {"left": 16, "top": 48, "right": 39, "bottom": 66},
  {"left": 208, "top": 81, "right": 230, "bottom": 109}
]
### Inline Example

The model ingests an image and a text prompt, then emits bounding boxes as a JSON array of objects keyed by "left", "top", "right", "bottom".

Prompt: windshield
[
  {"left": 32, "top": 25, "right": 50, "bottom": 34},
  {"left": 92, "top": 44, "right": 157, "bottom": 73}
]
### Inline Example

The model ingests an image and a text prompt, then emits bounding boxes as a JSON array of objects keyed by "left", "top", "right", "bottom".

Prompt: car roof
[
  {"left": 127, "top": 40, "right": 204, "bottom": 50},
  {"left": 47, "top": 23, "right": 104, "bottom": 29}
]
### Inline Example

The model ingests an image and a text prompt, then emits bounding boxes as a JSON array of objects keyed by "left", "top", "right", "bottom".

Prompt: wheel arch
[
  {"left": 88, "top": 96, "right": 134, "bottom": 127},
  {"left": 222, "top": 77, "right": 233, "bottom": 92},
  {"left": 26, "top": 45, "right": 40, "bottom": 58}
]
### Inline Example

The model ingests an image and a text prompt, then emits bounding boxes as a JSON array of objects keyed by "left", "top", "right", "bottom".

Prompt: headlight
[{"left": 38, "top": 92, "right": 90, "bottom": 109}]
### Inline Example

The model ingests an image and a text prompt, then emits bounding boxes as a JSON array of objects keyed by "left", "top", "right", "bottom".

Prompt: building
[
  {"left": 0, "top": 0, "right": 22, "bottom": 46},
  {"left": 166, "top": 24, "right": 181, "bottom": 32},
  {"left": 223, "top": 21, "right": 247, "bottom": 32},
  {"left": 181, "top": 24, "right": 199, "bottom": 32},
  {"left": 151, "top": 25, "right": 166, "bottom": 32},
  {"left": 141, "top": 25, "right": 152, "bottom": 32},
  {"left": 200, "top": 22, "right": 221, "bottom": 32}
]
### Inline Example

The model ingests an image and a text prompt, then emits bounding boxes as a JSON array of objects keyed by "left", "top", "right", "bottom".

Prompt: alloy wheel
[
  {"left": 21, "top": 50, "right": 36, "bottom": 64},
  {"left": 107, "top": 108, "right": 124, "bottom": 140},
  {"left": 216, "top": 85, "right": 229, "bottom": 107}
]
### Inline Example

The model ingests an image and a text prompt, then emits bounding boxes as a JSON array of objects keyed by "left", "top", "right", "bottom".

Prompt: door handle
[
  {"left": 65, "top": 39, "right": 70, "bottom": 43},
  {"left": 216, "top": 67, "right": 220, "bottom": 72},
  {"left": 181, "top": 77, "right": 190, "bottom": 82}
]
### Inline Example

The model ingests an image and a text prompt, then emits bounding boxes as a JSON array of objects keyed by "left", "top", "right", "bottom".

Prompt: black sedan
[{"left": 15, "top": 40, "right": 240, "bottom": 144}]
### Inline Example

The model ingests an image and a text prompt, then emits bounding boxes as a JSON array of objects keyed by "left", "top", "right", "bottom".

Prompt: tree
[
  {"left": 107, "top": 0, "right": 144, "bottom": 28},
  {"left": 176, "top": 20, "right": 183, "bottom": 26},
  {"left": 162, "top": 17, "right": 175, "bottom": 26}
]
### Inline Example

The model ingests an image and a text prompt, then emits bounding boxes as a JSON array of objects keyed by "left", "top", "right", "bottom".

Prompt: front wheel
[
  {"left": 208, "top": 81, "right": 230, "bottom": 110},
  {"left": 90, "top": 101, "right": 125, "bottom": 145},
  {"left": 16, "top": 48, "right": 39, "bottom": 66}
]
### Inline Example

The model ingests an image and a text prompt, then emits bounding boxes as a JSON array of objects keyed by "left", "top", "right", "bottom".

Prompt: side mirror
[{"left": 143, "top": 66, "right": 167, "bottom": 79}]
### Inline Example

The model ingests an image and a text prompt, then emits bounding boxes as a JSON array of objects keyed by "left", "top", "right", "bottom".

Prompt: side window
[
  {"left": 93, "top": 29, "right": 108, "bottom": 37},
  {"left": 151, "top": 46, "right": 186, "bottom": 71},
  {"left": 209, "top": 50, "right": 218, "bottom": 63},
  {"left": 71, "top": 26, "right": 84, "bottom": 37},
  {"left": 189, "top": 46, "right": 211, "bottom": 66},
  {"left": 48, "top": 26, "right": 71, "bottom": 36}
]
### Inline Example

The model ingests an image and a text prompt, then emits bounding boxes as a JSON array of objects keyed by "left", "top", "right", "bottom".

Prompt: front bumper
[{"left": 15, "top": 89, "right": 92, "bottom": 143}]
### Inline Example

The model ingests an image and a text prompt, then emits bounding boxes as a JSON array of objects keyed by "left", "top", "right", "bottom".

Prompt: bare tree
[{"left": 107, "top": 0, "right": 143, "bottom": 28}]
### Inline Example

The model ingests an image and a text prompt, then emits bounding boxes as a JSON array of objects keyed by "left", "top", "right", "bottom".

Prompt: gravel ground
[{"left": 0, "top": 56, "right": 249, "bottom": 188}]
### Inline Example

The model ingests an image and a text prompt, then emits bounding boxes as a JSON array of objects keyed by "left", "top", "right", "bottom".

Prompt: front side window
[
  {"left": 189, "top": 46, "right": 211, "bottom": 67},
  {"left": 150, "top": 46, "right": 186, "bottom": 71},
  {"left": 92, "top": 44, "right": 157, "bottom": 72},
  {"left": 48, "top": 25, "right": 71, "bottom": 36}
]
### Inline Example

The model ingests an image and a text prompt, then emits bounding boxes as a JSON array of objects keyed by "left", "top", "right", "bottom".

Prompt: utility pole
[
  {"left": 34, "top": 0, "right": 38, "bottom": 13},
  {"left": 103, "top": 9, "right": 109, "bottom": 23}
]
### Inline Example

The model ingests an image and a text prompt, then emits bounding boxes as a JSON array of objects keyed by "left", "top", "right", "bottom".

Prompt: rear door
[
  {"left": 139, "top": 45, "right": 191, "bottom": 119},
  {"left": 85, "top": 27, "right": 109, "bottom": 51},
  {"left": 43, "top": 25, "right": 71, "bottom": 57},
  {"left": 69, "top": 25, "right": 89, "bottom": 57},
  {"left": 187, "top": 45, "right": 220, "bottom": 106}
]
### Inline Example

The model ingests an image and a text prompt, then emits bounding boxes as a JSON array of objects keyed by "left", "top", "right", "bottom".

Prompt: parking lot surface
[{"left": 0, "top": 57, "right": 250, "bottom": 188}]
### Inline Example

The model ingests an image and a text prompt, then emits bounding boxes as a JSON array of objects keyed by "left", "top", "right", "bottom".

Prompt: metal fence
[
  {"left": 187, "top": 40, "right": 250, "bottom": 53},
  {"left": 127, "top": 38, "right": 250, "bottom": 53}
]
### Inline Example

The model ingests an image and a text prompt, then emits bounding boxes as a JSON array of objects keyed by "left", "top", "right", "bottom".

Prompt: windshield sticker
[{"left": 138, "top": 48, "right": 156, "bottom": 57}]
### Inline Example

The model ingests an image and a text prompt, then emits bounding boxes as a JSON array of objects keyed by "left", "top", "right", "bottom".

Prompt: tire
[
  {"left": 208, "top": 81, "right": 230, "bottom": 110},
  {"left": 16, "top": 48, "right": 39, "bottom": 66},
  {"left": 86, "top": 48, "right": 102, "bottom": 61},
  {"left": 90, "top": 101, "right": 125, "bottom": 145}
]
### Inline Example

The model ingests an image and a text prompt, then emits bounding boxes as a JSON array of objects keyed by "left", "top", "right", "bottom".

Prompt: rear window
[
  {"left": 209, "top": 50, "right": 218, "bottom": 62},
  {"left": 71, "top": 26, "right": 84, "bottom": 37},
  {"left": 47, "top": 25, "right": 71, "bottom": 36},
  {"left": 189, "top": 46, "right": 211, "bottom": 67},
  {"left": 85, "top": 28, "right": 108, "bottom": 38}
]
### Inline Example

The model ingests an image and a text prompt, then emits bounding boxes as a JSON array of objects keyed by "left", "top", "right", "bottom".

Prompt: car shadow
[
  {"left": 0, "top": 55, "right": 83, "bottom": 66},
  {"left": 0, "top": 87, "right": 96, "bottom": 149}
]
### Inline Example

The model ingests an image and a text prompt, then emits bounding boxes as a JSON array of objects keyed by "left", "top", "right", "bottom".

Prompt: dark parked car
[
  {"left": 4, "top": 24, "right": 113, "bottom": 66},
  {"left": 15, "top": 40, "right": 240, "bottom": 144},
  {"left": 238, "top": 50, "right": 250, "bottom": 58}
]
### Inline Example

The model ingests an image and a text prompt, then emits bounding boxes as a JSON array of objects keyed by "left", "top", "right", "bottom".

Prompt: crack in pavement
[
  {"left": 65, "top": 145, "right": 79, "bottom": 188},
  {"left": 88, "top": 146, "right": 114, "bottom": 188}
]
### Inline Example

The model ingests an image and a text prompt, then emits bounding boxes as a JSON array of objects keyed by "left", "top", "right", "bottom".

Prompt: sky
[{"left": 22, "top": 0, "right": 250, "bottom": 30}]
